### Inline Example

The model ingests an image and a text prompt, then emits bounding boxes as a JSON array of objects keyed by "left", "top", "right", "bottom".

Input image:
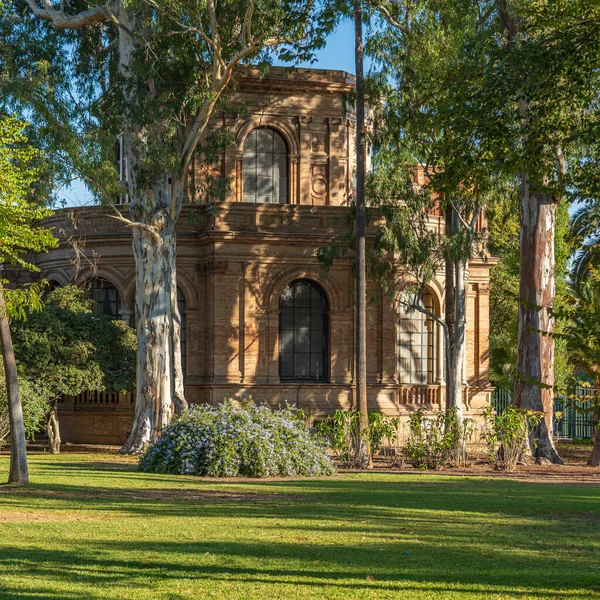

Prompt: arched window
[
  {"left": 279, "top": 280, "right": 328, "bottom": 382},
  {"left": 89, "top": 279, "right": 120, "bottom": 319},
  {"left": 397, "top": 291, "right": 437, "bottom": 384},
  {"left": 243, "top": 128, "right": 288, "bottom": 204}
]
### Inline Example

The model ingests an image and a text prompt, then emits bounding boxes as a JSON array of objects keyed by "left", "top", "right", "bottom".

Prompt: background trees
[{"left": 0, "top": 115, "right": 57, "bottom": 484}]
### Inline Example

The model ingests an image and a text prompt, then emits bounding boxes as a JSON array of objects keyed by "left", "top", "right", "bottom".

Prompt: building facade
[{"left": 25, "top": 67, "right": 495, "bottom": 445}]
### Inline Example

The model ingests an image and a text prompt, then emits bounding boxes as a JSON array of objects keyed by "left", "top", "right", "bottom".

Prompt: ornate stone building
[{"left": 28, "top": 67, "right": 494, "bottom": 445}]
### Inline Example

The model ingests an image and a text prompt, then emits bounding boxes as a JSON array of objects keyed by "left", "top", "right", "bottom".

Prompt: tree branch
[{"left": 24, "top": 0, "right": 108, "bottom": 29}]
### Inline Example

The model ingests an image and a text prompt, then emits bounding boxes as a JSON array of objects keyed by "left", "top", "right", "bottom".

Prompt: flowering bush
[{"left": 139, "top": 400, "right": 335, "bottom": 477}]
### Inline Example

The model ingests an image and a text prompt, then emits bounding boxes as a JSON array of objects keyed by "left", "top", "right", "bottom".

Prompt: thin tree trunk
[
  {"left": 444, "top": 205, "right": 456, "bottom": 410},
  {"left": 121, "top": 196, "right": 187, "bottom": 454},
  {"left": 514, "top": 180, "right": 562, "bottom": 464},
  {"left": 589, "top": 383, "right": 600, "bottom": 467},
  {"left": 353, "top": 0, "right": 371, "bottom": 468},
  {"left": 0, "top": 287, "right": 29, "bottom": 485},
  {"left": 46, "top": 399, "right": 61, "bottom": 454}
]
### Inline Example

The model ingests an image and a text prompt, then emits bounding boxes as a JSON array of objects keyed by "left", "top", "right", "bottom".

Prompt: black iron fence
[{"left": 491, "top": 387, "right": 597, "bottom": 440}]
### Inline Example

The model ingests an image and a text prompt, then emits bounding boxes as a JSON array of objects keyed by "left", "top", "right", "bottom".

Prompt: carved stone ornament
[{"left": 311, "top": 133, "right": 327, "bottom": 154}]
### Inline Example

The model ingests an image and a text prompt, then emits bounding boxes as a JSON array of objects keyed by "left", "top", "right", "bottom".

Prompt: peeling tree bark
[
  {"left": 514, "top": 180, "right": 561, "bottom": 464},
  {"left": 120, "top": 178, "right": 187, "bottom": 453},
  {"left": 0, "top": 287, "right": 29, "bottom": 485}
]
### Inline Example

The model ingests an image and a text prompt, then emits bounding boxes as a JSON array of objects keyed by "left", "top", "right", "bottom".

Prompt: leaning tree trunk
[
  {"left": 0, "top": 287, "right": 29, "bottom": 484},
  {"left": 514, "top": 180, "right": 562, "bottom": 464},
  {"left": 119, "top": 177, "right": 188, "bottom": 454},
  {"left": 353, "top": 0, "right": 371, "bottom": 468},
  {"left": 46, "top": 399, "right": 61, "bottom": 454}
]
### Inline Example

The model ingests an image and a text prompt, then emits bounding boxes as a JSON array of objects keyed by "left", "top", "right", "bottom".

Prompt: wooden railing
[{"left": 398, "top": 385, "right": 441, "bottom": 405}]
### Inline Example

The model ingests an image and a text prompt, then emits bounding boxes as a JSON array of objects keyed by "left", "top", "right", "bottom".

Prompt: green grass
[{"left": 0, "top": 455, "right": 599, "bottom": 599}]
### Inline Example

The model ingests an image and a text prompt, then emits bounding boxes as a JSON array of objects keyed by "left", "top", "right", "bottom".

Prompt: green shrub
[
  {"left": 481, "top": 405, "right": 540, "bottom": 471},
  {"left": 139, "top": 400, "right": 335, "bottom": 477},
  {"left": 316, "top": 410, "right": 399, "bottom": 467},
  {"left": 0, "top": 372, "right": 49, "bottom": 448},
  {"left": 405, "top": 407, "right": 474, "bottom": 470}
]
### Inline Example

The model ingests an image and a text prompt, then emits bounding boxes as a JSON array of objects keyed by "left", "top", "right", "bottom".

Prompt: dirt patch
[
  {"left": 357, "top": 443, "right": 600, "bottom": 485},
  {"left": 0, "top": 510, "right": 123, "bottom": 523}
]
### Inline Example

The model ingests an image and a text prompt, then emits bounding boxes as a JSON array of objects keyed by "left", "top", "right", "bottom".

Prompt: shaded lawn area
[{"left": 0, "top": 455, "right": 599, "bottom": 599}]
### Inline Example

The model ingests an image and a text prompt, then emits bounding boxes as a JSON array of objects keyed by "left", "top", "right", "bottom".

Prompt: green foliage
[
  {"left": 140, "top": 400, "right": 335, "bottom": 477},
  {"left": 0, "top": 115, "right": 57, "bottom": 313},
  {"left": 0, "top": 364, "right": 49, "bottom": 448},
  {"left": 481, "top": 405, "right": 543, "bottom": 471},
  {"left": 404, "top": 408, "right": 474, "bottom": 470},
  {"left": 316, "top": 409, "right": 398, "bottom": 467},
  {"left": 11, "top": 285, "right": 136, "bottom": 400}
]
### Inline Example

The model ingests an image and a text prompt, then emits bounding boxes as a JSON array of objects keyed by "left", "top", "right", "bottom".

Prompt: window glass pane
[
  {"left": 244, "top": 175, "right": 256, "bottom": 194},
  {"left": 294, "top": 283, "right": 311, "bottom": 306},
  {"left": 295, "top": 327, "right": 310, "bottom": 353},
  {"left": 257, "top": 195, "right": 271, "bottom": 204},
  {"left": 295, "top": 354, "right": 309, "bottom": 379},
  {"left": 243, "top": 194, "right": 256, "bottom": 203},
  {"left": 257, "top": 177, "right": 275, "bottom": 195},
  {"left": 256, "top": 129, "right": 273, "bottom": 152}
]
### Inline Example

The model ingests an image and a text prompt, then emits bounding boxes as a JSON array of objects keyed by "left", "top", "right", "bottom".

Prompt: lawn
[{"left": 0, "top": 455, "right": 599, "bottom": 600}]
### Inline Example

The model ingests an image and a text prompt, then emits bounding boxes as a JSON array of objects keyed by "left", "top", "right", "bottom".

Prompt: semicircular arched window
[
  {"left": 89, "top": 279, "right": 121, "bottom": 319},
  {"left": 243, "top": 128, "right": 288, "bottom": 204},
  {"left": 279, "top": 279, "right": 328, "bottom": 382}
]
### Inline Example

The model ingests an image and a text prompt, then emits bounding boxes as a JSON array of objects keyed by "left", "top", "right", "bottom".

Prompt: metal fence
[{"left": 491, "top": 386, "right": 597, "bottom": 440}]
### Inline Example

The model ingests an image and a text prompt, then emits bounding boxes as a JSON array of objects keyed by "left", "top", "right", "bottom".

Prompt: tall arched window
[
  {"left": 243, "top": 128, "right": 288, "bottom": 204},
  {"left": 89, "top": 279, "right": 120, "bottom": 319},
  {"left": 279, "top": 280, "right": 328, "bottom": 382},
  {"left": 397, "top": 291, "right": 437, "bottom": 384}
]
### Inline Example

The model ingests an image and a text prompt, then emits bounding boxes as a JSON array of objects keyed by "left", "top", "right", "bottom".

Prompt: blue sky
[{"left": 58, "top": 21, "right": 356, "bottom": 207}]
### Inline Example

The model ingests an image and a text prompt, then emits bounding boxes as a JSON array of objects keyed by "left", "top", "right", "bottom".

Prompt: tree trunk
[
  {"left": 46, "top": 399, "right": 61, "bottom": 454},
  {"left": 0, "top": 287, "right": 29, "bottom": 485},
  {"left": 444, "top": 206, "right": 456, "bottom": 410},
  {"left": 589, "top": 401, "right": 600, "bottom": 467},
  {"left": 447, "top": 256, "right": 468, "bottom": 464},
  {"left": 120, "top": 202, "right": 187, "bottom": 453},
  {"left": 514, "top": 180, "right": 562, "bottom": 464},
  {"left": 353, "top": 0, "right": 371, "bottom": 468}
]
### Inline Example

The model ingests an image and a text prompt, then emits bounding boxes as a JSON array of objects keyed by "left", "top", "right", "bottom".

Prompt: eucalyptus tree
[
  {"left": 3, "top": 0, "right": 331, "bottom": 452},
  {"left": 0, "top": 115, "right": 57, "bottom": 484},
  {"left": 365, "top": 0, "right": 495, "bottom": 462}
]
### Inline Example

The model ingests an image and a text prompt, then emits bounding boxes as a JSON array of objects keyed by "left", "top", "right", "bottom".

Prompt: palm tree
[
  {"left": 570, "top": 198, "right": 600, "bottom": 283},
  {"left": 564, "top": 274, "right": 600, "bottom": 466}
]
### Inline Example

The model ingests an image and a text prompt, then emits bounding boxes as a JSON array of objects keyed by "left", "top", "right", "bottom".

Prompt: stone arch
[
  {"left": 43, "top": 270, "right": 70, "bottom": 288},
  {"left": 236, "top": 116, "right": 299, "bottom": 156},
  {"left": 265, "top": 268, "right": 341, "bottom": 313},
  {"left": 77, "top": 267, "right": 127, "bottom": 303}
]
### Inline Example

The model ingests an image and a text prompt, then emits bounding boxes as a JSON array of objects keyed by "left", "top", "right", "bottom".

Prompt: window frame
[
  {"left": 242, "top": 127, "right": 289, "bottom": 205},
  {"left": 278, "top": 279, "right": 329, "bottom": 383},
  {"left": 397, "top": 290, "right": 437, "bottom": 385}
]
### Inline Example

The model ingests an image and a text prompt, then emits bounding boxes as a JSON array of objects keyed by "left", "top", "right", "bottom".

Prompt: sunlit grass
[{"left": 0, "top": 454, "right": 599, "bottom": 599}]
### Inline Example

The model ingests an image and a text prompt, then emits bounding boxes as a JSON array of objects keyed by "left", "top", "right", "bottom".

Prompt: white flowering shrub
[{"left": 139, "top": 400, "right": 335, "bottom": 477}]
